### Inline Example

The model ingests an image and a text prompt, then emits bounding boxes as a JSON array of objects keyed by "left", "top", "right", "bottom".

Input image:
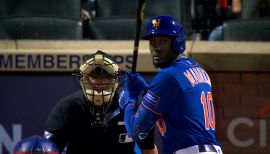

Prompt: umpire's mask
[{"left": 79, "top": 50, "right": 121, "bottom": 127}]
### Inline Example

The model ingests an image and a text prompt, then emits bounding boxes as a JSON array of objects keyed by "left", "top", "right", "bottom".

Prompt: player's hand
[
  {"left": 118, "top": 71, "right": 148, "bottom": 110},
  {"left": 118, "top": 71, "right": 138, "bottom": 110},
  {"left": 80, "top": 9, "right": 90, "bottom": 21},
  {"left": 118, "top": 89, "right": 136, "bottom": 110},
  {"left": 129, "top": 71, "right": 149, "bottom": 94}
]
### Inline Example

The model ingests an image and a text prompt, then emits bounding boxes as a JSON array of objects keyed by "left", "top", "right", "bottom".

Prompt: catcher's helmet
[
  {"left": 13, "top": 136, "right": 59, "bottom": 154},
  {"left": 79, "top": 50, "right": 120, "bottom": 106},
  {"left": 143, "top": 15, "right": 186, "bottom": 54},
  {"left": 73, "top": 50, "right": 123, "bottom": 127}
]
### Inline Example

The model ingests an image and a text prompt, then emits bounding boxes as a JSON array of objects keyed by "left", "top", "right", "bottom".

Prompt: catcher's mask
[{"left": 73, "top": 50, "right": 122, "bottom": 127}]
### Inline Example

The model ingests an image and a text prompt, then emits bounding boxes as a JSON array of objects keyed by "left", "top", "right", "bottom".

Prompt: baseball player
[
  {"left": 119, "top": 16, "right": 223, "bottom": 154},
  {"left": 44, "top": 50, "right": 157, "bottom": 154}
]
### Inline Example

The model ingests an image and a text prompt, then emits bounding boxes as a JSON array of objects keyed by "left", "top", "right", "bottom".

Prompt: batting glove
[
  {"left": 118, "top": 71, "right": 138, "bottom": 110},
  {"left": 118, "top": 89, "right": 136, "bottom": 110},
  {"left": 128, "top": 71, "right": 149, "bottom": 95}
]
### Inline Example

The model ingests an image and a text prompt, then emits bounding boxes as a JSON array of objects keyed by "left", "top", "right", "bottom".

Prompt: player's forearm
[
  {"left": 124, "top": 103, "right": 151, "bottom": 140},
  {"left": 124, "top": 104, "right": 136, "bottom": 137},
  {"left": 124, "top": 102, "right": 158, "bottom": 141}
]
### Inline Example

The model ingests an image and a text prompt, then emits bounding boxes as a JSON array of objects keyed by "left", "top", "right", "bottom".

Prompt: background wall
[
  {"left": 1, "top": 40, "right": 270, "bottom": 154},
  {"left": 210, "top": 72, "right": 270, "bottom": 154}
]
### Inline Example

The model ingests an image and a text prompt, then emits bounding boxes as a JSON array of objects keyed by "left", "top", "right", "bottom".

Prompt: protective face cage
[
  {"left": 73, "top": 50, "right": 123, "bottom": 127},
  {"left": 143, "top": 15, "right": 186, "bottom": 54},
  {"left": 13, "top": 136, "right": 59, "bottom": 154}
]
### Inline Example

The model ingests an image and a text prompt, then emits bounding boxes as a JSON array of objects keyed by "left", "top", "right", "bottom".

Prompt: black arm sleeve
[
  {"left": 44, "top": 130, "right": 67, "bottom": 153},
  {"left": 136, "top": 127, "right": 155, "bottom": 150},
  {"left": 44, "top": 103, "right": 69, "bottom": 152}
]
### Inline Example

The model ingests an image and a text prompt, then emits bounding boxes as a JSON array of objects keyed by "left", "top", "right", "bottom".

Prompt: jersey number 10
[{"left": 201, "top": 91, "right": 216, "bottom": 130}]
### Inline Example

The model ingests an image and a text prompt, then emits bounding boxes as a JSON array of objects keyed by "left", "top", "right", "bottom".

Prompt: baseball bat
[{"left": 131, "top": 0, "right": 146, "bottom": 73}]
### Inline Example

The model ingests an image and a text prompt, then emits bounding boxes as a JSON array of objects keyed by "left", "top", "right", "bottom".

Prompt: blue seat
[
  {"left": 88, "top": 17, "right": 149, "bottom": 40},
  {"left": 96, "top": 0, "right": 181, "bottom": 19},
  {"left": 0, "top": 17, "right": 83, "bottom": 39},
  {"left": 88, "top": 0, "right": 181, "bottom": 40},
  {"left": 0, "top": 0, "right": 81, "bottom": 19},
  {"left": 0, "top": 0, "right": 82, "bottom": 39},
  {"left": 223, "top": 18, "right": 270, "bottom": 41}
]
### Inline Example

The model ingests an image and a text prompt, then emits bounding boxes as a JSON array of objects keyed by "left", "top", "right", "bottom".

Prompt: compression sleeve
[
  {"left": 136, "top": 127, "right": 155, "bottom": 150},
  {"left": 44, "top": 103, "right": 68, "bottom": 152}
]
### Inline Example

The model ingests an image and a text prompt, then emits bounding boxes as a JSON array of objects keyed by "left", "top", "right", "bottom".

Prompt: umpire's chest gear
[{"left": 67, "top": 107, "right": 135, "bottom": 154}]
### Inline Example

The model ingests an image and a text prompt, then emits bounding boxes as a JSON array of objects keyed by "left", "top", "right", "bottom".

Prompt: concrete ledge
[
  {"left": 189, "top": 41, "right": 270, "bottom": 72},
  {"left": 0, "top": 40, "right": 269, "bottom": 72},
  {"left": 0, "top": 40, "right": 17, "bottom": 49}
]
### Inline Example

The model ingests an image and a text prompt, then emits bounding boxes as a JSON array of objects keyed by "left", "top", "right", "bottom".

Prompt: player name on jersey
[{"left": 183, "top": 67, "right": 211, "bottom": 87}]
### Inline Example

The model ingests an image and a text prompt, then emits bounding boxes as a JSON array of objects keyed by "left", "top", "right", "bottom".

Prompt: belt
[{"left": 198, "top": 145, "right": 217, "bottom": 152}]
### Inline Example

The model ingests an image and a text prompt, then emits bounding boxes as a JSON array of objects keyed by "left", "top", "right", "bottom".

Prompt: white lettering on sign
[
  {"left": 227, "top": 117, "right": 267, "bottom": 147},
  {"left": 0, "top": 124, "right": 22, "bottom": 154},
  {"left": 0, "top": 53, "right": 133, "bottom": 71}
]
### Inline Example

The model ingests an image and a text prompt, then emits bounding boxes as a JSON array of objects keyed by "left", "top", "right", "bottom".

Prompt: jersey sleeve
[
  {"left": 133, "top": 72, "right": 180, "bottom": 140},
  {"left": 44, "top": 102, "right": 69, "bottom": 152}
]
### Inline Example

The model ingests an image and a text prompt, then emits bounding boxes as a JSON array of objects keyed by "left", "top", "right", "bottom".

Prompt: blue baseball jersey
[{"left": 131, "top": 57, "right": 221, "bottom": 153}]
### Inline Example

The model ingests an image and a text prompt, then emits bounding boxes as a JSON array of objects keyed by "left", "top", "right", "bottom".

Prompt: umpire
[{"left": 44, "top": 50, "right": 157, "bottom": 154}]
